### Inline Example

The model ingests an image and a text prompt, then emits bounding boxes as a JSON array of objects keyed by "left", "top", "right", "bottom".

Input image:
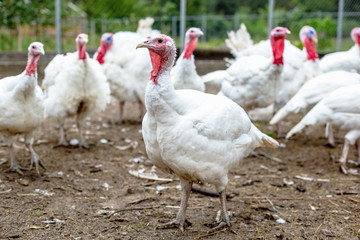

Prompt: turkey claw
[
  {"left": 6, "top": 164, "right": 26, "bottom": 175},
  {"left": 157, "top": 219, "right": 191, "bottom": 232},
  {"left": 207, "top": 221, "right": 236, "bottom": 234},
  {"left": 340, "top": 163, "right": 348, "bottom": 174}
]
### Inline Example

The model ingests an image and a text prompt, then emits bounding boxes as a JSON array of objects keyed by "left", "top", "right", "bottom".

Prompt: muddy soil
[{"left": 0, "top": 61, "right": 359, "bottom": 240}]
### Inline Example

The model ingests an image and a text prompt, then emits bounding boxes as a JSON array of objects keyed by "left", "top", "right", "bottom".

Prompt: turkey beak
[
  {"left": 286, "top": 29, "right": 291, "bottom": 35},
  {"left": 136, "top": 40, "right": 151, "bottom": 49},
  {"left": 312, "top": 37, "right": 318, "bottom": 44},
  {"left": 198, "top": 30, "right": 204, "bottom": 36},
  {"left": 40, "top": 47, "right": 45, "bottom": 55}
]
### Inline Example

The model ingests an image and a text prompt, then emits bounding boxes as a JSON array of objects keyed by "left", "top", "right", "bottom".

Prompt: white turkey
[
  {"left": 270, "top": 71, "right": 360, "bottom": 145},
  {"left": 171, "top": 27, "right": 204, "bottom": 91},
  {"left": 319, "top": 27, "right": 360, "bottom": 74},
  {"left": 219, "top": 27, "right": 291, "bottom": 112},
  {"left": 225, "top": 23, "right": 304, "bottom": 70},
  {"left": 286, "top": 84, "right": 360, "bottom": 174},
  {"left": 0, "top": 42, "right": 45, "bottom": 174},
  {"left": 94, "top": 18, "right": 159, "bottom": 122},
  {"left": 43, "top": 33, "right": 110, "bottom": 148},
  {"left": 202, "top": 25, "right": 302, "bottom": 92},
  {"left": 249, "top": 25, "right": 321, "bottom": 122},
  {"left": 137, "top": 35, "right": 278, "bottom": 232}
]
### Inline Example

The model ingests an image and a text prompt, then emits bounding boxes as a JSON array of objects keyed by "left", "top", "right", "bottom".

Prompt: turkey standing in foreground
[
  {"left": 137, "top": 35, "right": 279, "bottom": 232},
  {"left": 43, "top": 34, "right": 110, "bottom": 148},
  {"left": 0, "top": 42, "right": 45, "bottom": 174},
  {"left": 285, "top": 85, "right": 360, "bottom": 174},
  {"left": 171, "top": 27, "right": 204, "bottom": 91}
]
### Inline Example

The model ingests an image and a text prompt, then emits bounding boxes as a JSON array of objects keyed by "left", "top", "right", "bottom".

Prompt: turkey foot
[
  {"left": 79, "top": 141, "right": 90, "bottom": 149},
  {"left": 158, "top": 181, "right": 192, "bottom": 232},
  {"left": 6, "top": 162, "right": 27, "bottom": 175},
  {"left": 208, "top": 191, "right": 237, "bottom": 234},
  {"left": 28, "top": 149, "right": 46, "bottom": 175},
  {"left": 157, "top": 219, "right": 192, "bottom": 232},
  {"left": 340, "top": 163, "right": 349, "bottom": 174},
  {"left": 54, "top": 139, "right": 69, "bottom": 148},
  {"left": 5, "top": 145, "right": 26, "bottom": 175},
  {"left": 339, "top": 139, "right": 350, "bottom": 174}
]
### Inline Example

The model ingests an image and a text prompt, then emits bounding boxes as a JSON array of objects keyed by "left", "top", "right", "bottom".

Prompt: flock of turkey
[{"left": 0, "top": 17, "right": 359, "bottom": 232}]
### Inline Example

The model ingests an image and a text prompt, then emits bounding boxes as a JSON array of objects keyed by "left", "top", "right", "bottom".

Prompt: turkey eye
[
  {"left": 158, "top": 39, "right": 163, "bottom": 43},
  {"left": 32, "top": 46, "right": 35, "bottom": 49},
  {"left": 190, "top": 30, "right": 194, "bottom": 32}
]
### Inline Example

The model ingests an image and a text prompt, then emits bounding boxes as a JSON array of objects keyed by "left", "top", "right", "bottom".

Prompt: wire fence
[{"left": 0, "top": 0, "right": 359, "bottom": 53}]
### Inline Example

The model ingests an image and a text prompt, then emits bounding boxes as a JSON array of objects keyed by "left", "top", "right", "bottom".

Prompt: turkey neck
[
  {"left": 78, "top": 44, "right": 87, "bottom": 60},
  {"left": 15, "top": 53, "right": 40, "bottom": 98},
  {"left": 304, "top": 37, "right": 318, "bottom": 61},
  {"left": 25, "top": 53, "right": 40, "bottom": 76},
  {"left": 96, "top": 43, "right": 111, "bottom": 64},
  {"left": 145, "top": 48, "right": 180, "bottom": 121},
  {"left": 182, "top": 36, "right": 198, "bottom": 59}
]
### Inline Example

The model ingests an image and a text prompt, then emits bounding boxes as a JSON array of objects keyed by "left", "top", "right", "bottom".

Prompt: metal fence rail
[{"left": 0, "top": 0, "right": 359, "bottom": 53}]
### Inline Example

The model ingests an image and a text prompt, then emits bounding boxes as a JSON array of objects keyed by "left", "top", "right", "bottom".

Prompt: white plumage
[
  {"left": 219, "top": 27, "right": 291, "bottom": 112},
  {"left": 171, "top": 27, "right": 204, "bottom": 92},
  {"left": 270, "top": 71, "right": 360, "bottom": 125},
  {"left": 43, "top": 34, "right": 110, "bottom": 147},
  {"left": 94, "top": 18, "right": 160, "bottom": 122},
  {"left": 0, "top": 42, "right": 45, "bottom": 174},
  {"left": 138, "top": 34, "right": 278, "bottom": 231},
  {"left": 285, "top": 84, "right": 360, "bottom": 173},
  {"left": 319, "top": 27, "right": 360, "bottom": 74},
  {"left": 203, "top": 25, "right": 303, "bottom": 91}
]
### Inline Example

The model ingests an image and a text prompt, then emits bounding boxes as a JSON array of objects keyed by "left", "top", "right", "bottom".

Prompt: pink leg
[
  {"left": 77, "top": 120, "right": 89, "bottom": 149},
  {"left": 208, "top": 190, "right": 235, "bottom": 233},
  {"left": 157, "top": 181, "right": 192, "bottom": 232},
  {"left": 339, "top": 139, "right": 350, "bottom": 174},
  {"left": 58, "top": 121, "right": 68, "bottom": 146},
  {"left": 6, "top": 143, "right": 26, "bottom": 175},
  {"left": 117, "top": 101, "right": 125, "bottom": 123},
  {"left": 327, "top": 123, "right": 335, "bottom": 147},
  {"left": 356, "top": 139, "right": 360, "bottom": 165}
]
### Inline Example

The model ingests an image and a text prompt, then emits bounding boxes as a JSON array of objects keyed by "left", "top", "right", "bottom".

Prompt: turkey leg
[
  {"left": 157, "top": 181, "right": 192, "bottom": 232},
  {"left": 208, "top": 190, "right": 236, "bottom": 234},
  {"left": 6, "top": 143, "right": 26, "bottom": 175},
  {"left": 77, "top": 120, "right": 89, "bottom": 149},
  {"left": 57, "top": 120, "right": 69, "bottom": 146},
  {"left": 117, "top": 101, "right": 125, "bottom": 124},
  {"left": 339, "top": 139, "right": 350, "bottom": 174}
]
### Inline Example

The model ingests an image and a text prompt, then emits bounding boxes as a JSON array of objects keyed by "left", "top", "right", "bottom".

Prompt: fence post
[
  {"left": 268, "top": 0, "right": 274, "bottom": 36},
  {"left": 172, "top": 16, "right": 177, "bottom": 38},
  {"left": 201, "top": 15, "right": 207, "bottom": 42},
  {"left": 101, "top": 19, "right": 107, "bottom": 34},
  {"left": 180, "top": 0, "right": 186, "bottom": 52},
  {"left": 55, "top": 0, "right": 61, "bottom": 54},
  {"left": 337, "top": 0, "right": 344, "bottom": 51},
  {"left": 91, "top": 19, "right": 96, "bottom": 47},
  {"left": 234, "top": 14, "right": 239, "bottom": 30}
]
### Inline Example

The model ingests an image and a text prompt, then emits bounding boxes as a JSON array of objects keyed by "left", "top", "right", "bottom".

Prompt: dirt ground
[{"left": 0, "top": 62, "right": 360, "bottom": 240}]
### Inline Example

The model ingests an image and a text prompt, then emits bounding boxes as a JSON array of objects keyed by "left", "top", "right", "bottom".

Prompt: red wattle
[
  {"left": 357, "top": 35, "right": 360, "bottom": 48},
  {"left": 271, "top": 36, "right": 285, "bottom": 65},
  {"left": 96, "top": 46, "right": 106, "bottom": 64},
  {"left": 183, "top": 38, "right": 198, "bottom": 59},
  {"left": 78, "top": 44, "right": 87, "bottom": 60},
  {"left": 304, "top": 37, "right": 318, "bottom": 61},
  {"left": 149, "top": 50, "right": 162, "bottom": 84},
  {"left": 25, "top": 54, "right": 40, "bottom": 76}
]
